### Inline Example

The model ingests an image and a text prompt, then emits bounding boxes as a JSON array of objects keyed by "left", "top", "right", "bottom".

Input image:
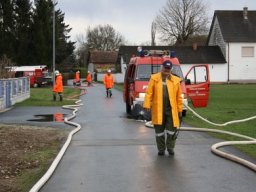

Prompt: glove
[{"left": 178, "top": 112, "right": 183, "bottom": 124}]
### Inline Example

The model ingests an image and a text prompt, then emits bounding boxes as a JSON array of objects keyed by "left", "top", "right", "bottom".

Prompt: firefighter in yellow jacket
[{"left": 143, "top": 60, "right": 183, "bottom": 156}]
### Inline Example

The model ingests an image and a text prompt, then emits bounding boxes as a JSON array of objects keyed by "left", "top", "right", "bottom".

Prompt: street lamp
[
  {"left": 52, "top": 0, "right": 56, "bottom": 87},
  {"left": 0, "top": 4, "right": 3, "bottom": 23},
  {"left": 0, "top": 4, "right": 3, "bottom": 25}
]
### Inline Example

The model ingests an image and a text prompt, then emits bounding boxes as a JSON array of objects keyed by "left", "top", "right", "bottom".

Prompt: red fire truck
[
  {"left": 123, "top": 48, "right": 210, "bottom": 117},
  {"left": 12, "top": 65, "right": 51, "bottom": 87}
]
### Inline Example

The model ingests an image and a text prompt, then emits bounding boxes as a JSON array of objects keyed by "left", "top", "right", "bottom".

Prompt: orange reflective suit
[
  {"left": 75, "top": 71, "right": 80, "bottom": 82},
  {"left": 103, "top": 74, "right": 114, "bottom": 88},
  {"left": 86, "top": 73, "right": 92, "bottom": 83},
  {"left": 53, "top": 74, "right": 63, "bottom": 93}
]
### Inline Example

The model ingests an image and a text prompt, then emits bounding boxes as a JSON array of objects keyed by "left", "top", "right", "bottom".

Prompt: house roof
[
  {"left": 89, "top": 51, "right": 118, "bottom": 64},
  {"left": 208, "top": 9, "right": 256, "bottom": 43},
  {"left": 118, "top": 46, "right": 226, "bottom": 64}
]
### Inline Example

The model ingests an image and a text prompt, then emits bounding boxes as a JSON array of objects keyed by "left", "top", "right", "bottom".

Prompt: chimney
[
  {"left": 243, "top": 7, "right": 248, "bottom": 20},
  {"left": 192, "top": 43, "right": 197, "bottom": 51}
]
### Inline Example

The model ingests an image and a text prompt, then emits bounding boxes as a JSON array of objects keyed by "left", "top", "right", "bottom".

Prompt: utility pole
[{"left": 52, "top": 0, "right": 56, "bottom": 87}]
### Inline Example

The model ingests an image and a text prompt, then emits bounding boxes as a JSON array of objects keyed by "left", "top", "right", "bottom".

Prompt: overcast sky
[{"left": 56, "top": 0, "right": 256, "bottom": 46}]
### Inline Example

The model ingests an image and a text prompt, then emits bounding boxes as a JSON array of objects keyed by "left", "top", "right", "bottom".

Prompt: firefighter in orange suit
[
  {"left": 73, "top": 70, "right": 80, "bottom": 86},
  {"left": 103, "top": 69, "right": 114, "bottom": 97},
  {"left": 143, "top": 60, "right": 183, "bottom": 156},
  {"left": 86, "top": 71, "right": 92, "bottom": 86},
  {"left": 53, "top": 70, "right": 63, "bottom": 101}
]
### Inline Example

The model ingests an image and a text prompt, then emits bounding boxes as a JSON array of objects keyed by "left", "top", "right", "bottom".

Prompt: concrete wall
[
  {"left": 0, "top": 77, "right": 30, "bottom": 111},
  {"left": 97, "top": 73, "right": 125, "bottom": 83},
  {"left": 97, "top": 63, "right": 126, "bottom": 83}
]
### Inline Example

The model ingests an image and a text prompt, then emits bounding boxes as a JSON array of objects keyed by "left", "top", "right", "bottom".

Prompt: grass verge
[
  {"left": 16, "top": 147, "right": 61, "bottom": 192},
  {"left": 0, "top": 125, "right": 68, "bottom": 192},
  {"left": 1, "top": 87, "right": 81, "bottom": 191},
  {"left": 15, "top": 87, "right": 81, "bottom": 106},
  {"left": 184, "top": 84, "right": 256, "bottom": 158}
]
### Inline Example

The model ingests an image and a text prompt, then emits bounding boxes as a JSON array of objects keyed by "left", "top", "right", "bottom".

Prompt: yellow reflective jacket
[{"left": 143, "top": 72, "right": 183, "bottom": 127}]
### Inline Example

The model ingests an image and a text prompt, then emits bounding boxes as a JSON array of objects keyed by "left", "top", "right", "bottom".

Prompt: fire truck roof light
[{"left": 137, "top": 47, "right": 173, "bottom": 57}]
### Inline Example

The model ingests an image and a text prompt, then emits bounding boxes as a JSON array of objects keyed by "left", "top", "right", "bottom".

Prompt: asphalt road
[{"left": 1, "top": 84, "right": 255, "bottom": 192}]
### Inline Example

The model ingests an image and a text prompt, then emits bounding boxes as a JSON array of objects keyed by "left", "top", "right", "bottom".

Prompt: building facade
[{"left": 208, "top": 7, "right": 256, "bottom": 82}]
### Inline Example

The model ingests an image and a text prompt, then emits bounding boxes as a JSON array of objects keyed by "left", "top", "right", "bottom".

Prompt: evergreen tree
[
  {"left": 0, "top": 0, "right": 16, "bottom": 59},
  {"left": 14, "top": 0, "right": 33, "bottom": 65},
  {"left": 31, "top": 0, "right": 53, "bottom": 67},
  {"left": 31, "top": 0, "right": 75, "bottom": 69},
  {"left": 0, "top": 0, "right": 75, "bottom": 68},
  {"left": 55, "top": 9, "right": 75, "bottom": 70}
]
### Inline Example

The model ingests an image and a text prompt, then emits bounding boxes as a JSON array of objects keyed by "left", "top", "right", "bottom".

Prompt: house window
[{"left": 241, "top": 47, "right": 254, "bottom": 57}]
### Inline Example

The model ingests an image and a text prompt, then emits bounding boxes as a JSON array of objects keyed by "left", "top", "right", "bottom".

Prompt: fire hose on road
[
  {"left": 29, "top": 100, "right": 83, "bottom": 192},
  {"left": 30, "top": 94, "right": 256, "bottom": 192},
  {"left": 146, "top": 104, "right": 256, "bottom": 172},
  {"left": 29, "top": 86, "right": 87, "bottom": 192}
]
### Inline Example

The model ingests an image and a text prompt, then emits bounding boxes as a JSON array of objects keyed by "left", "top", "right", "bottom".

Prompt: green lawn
[
  {"left": 15, "top": 87, "right": 81, "bottom": 106},
  {"left": 184, "top": 84, "right": 256, "bottom": 158}
]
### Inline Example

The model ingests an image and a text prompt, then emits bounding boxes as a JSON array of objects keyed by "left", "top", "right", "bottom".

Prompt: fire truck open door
[{"left": 185, "top": 65, "right": 210, "bottom": 108}]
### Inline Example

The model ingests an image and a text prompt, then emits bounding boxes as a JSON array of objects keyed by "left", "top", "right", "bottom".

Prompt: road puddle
[{"left": 27, "top": 113, "right": 67, "bottom": 122}]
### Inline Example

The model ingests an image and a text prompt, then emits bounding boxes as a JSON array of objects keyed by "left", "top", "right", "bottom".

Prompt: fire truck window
[
  {"left": 136, "top": 64, "right": 161, "bottom": 80},
  {"left": 171, "top": 66, "right": 184, "bottom": 80},
  {"left": 186, "top": 66, "right": 207, "bottom": 84},
  {"left": 15, "top": 71, "right": 24, "bottom": 78}
]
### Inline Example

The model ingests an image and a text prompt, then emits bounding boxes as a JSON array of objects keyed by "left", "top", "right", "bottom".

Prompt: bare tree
[
  {"left": 0, "top": 55, "right": 14, "bottom": 78},
  {"left": 155, "top": 0, "right": 209, "bottom": 45},
  {"left": 75, "top": 33, "right": 88, "bottom": 67},
  {"left": 86, "top": 24, "right": 125, "bottom": 51},
  {"left": 151, "top": 21, "right": 157, "bottom": 46}
]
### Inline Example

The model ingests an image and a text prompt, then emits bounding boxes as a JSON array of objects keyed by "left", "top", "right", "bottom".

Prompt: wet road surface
[
  {"left": 0, "top": 106, "right": 71, "bottom": 129},
  {"left": 1, "top": 84, "right": 255, "bottom": 192}
]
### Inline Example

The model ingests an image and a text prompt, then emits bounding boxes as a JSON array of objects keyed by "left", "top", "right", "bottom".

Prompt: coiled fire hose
[{"left": 145, "top": 104, "right": 256, "bottom": 172}]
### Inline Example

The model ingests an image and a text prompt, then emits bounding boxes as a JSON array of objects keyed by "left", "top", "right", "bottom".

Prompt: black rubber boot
[
  {"left": 158, "top": 151, "right": 165, "bottom": 156},
  {"left": 168, "top": 148, "right": 175, "bottom": 156}
]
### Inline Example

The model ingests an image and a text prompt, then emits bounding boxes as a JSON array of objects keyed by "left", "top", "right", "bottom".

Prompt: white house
[
  {"left": 117, "top": 8, "right": 256, "bottom": 83},
  {"left": 207, "top": 7, "right": 256, "bottom": 83}
]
